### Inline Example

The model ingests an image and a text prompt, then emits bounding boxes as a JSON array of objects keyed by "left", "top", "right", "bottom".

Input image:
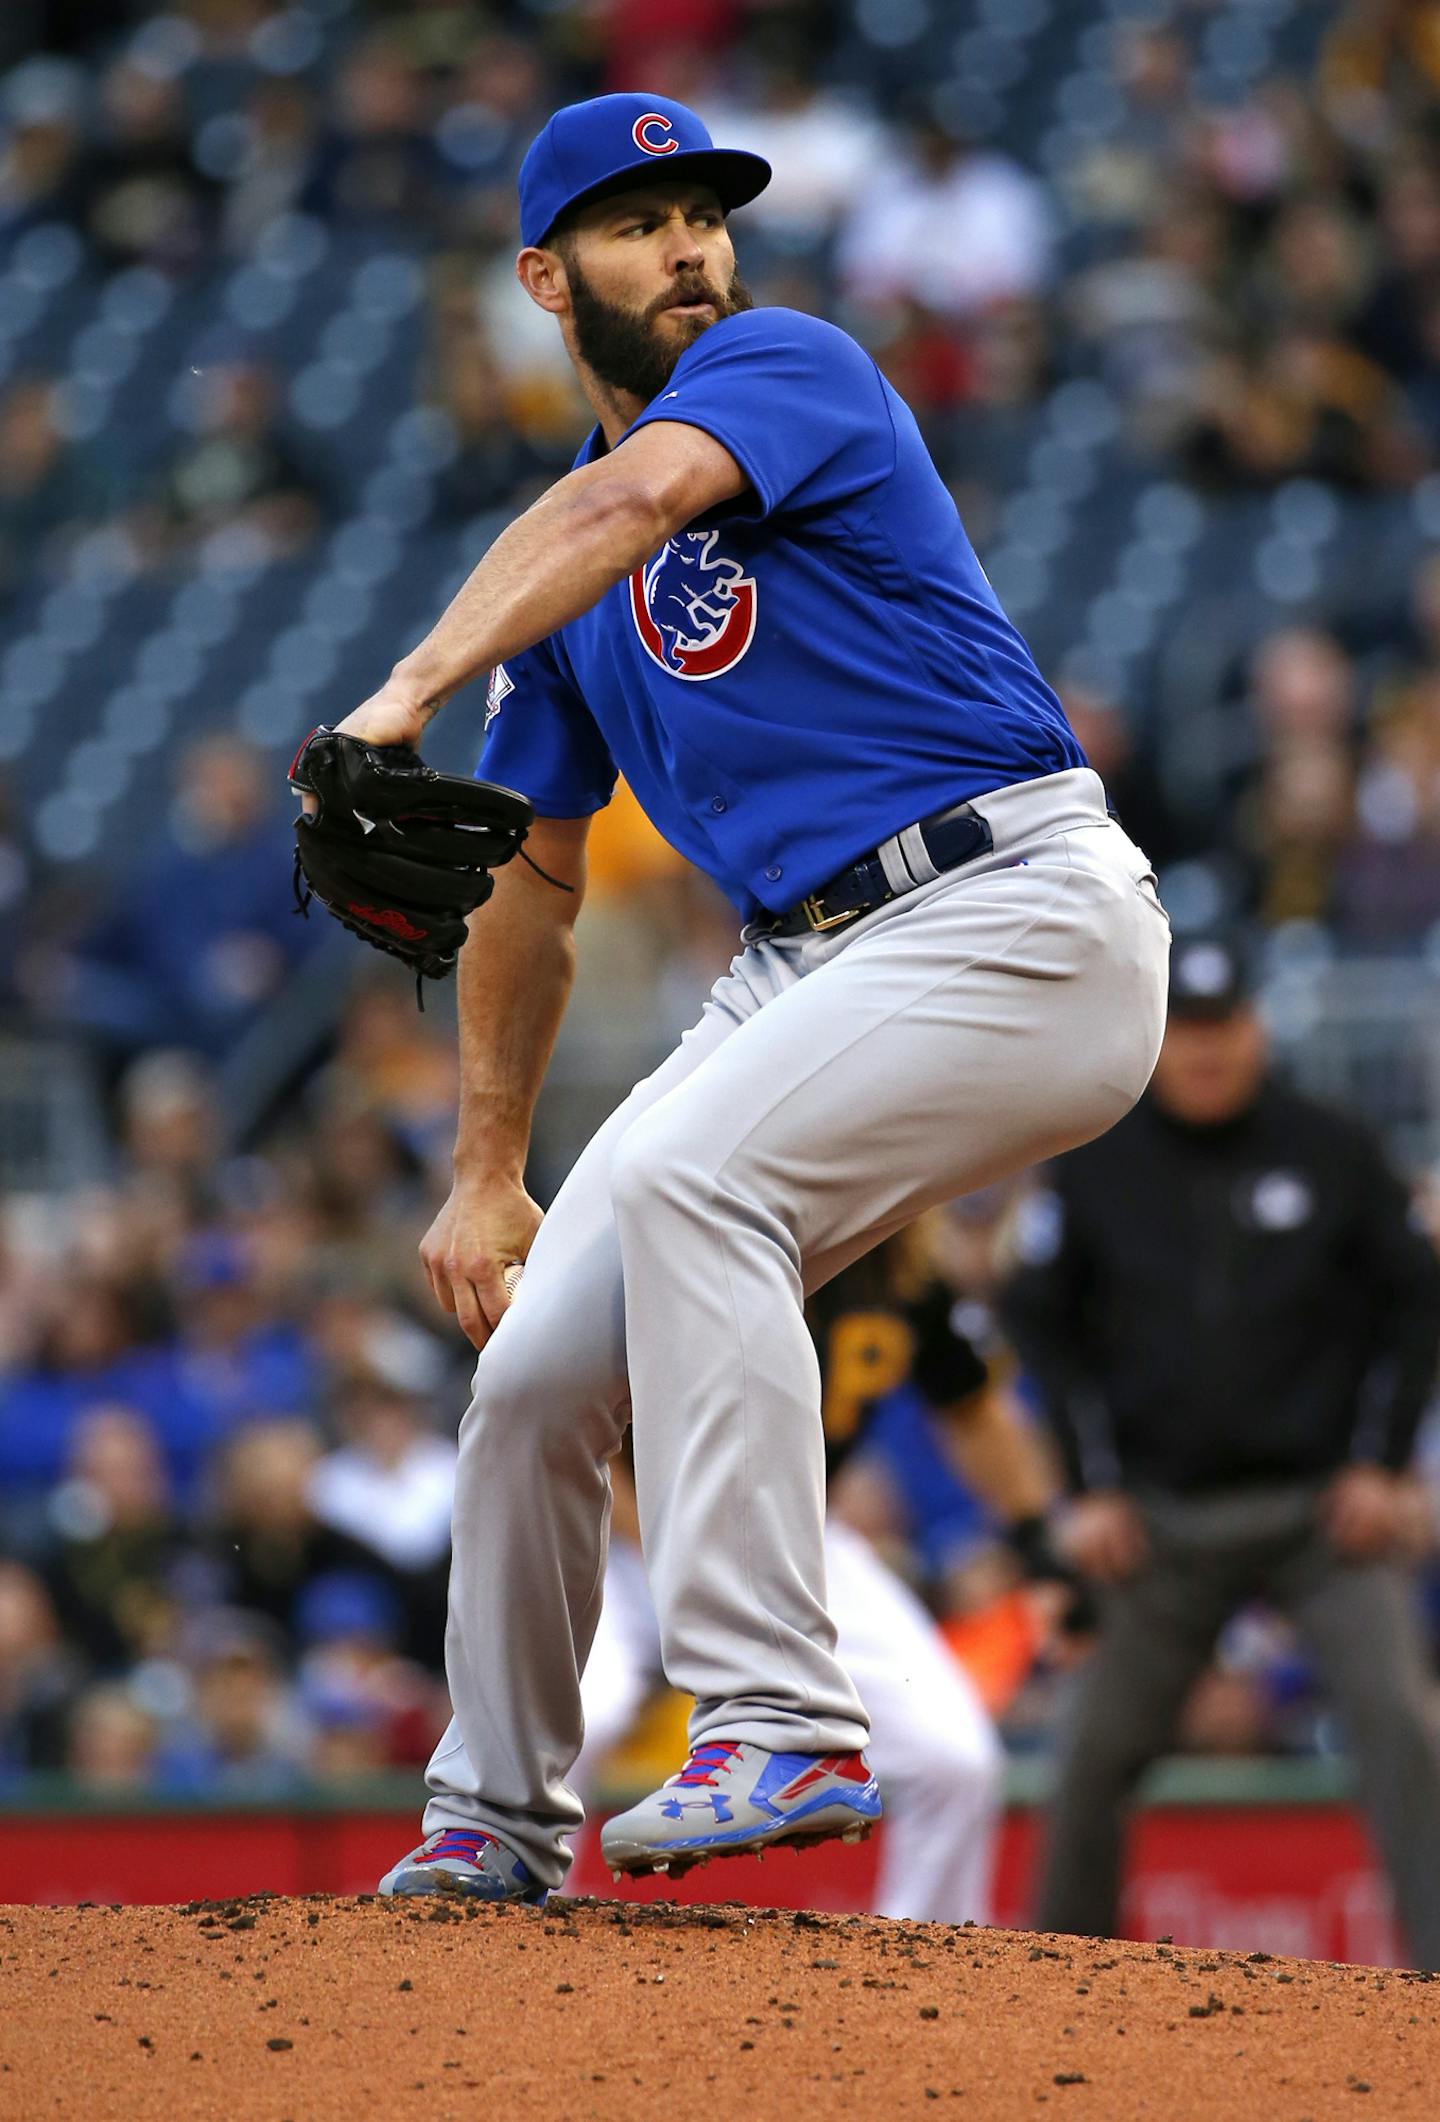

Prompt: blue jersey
[{"left": 478, "top": 306, "right": 1085, "bottom": 921}]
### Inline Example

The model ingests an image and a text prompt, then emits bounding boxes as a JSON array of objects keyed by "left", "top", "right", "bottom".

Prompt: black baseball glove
[{"left": 289, "top": 726, "right": 538, "bottom": 984}]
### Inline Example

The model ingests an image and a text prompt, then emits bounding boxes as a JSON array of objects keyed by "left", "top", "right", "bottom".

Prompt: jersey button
[
  {"left": 764, "top": 864, "right": 783, "bottom": 882},
  {"left": 710, "top": 796, "right": 727, "bottom": 814}
]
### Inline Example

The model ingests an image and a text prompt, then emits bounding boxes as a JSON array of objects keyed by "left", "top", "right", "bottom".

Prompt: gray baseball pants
[
  {"left": 1035, "top": 1482, "right": 1440, "bottom": 1968},
  {"left": 422, "top": 766, "right": 1170, "bottom": 1887}
]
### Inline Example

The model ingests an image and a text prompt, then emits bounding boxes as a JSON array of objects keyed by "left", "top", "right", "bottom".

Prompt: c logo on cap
[{"left": 632, "top": 112, "right": 679, "bottom": 156}]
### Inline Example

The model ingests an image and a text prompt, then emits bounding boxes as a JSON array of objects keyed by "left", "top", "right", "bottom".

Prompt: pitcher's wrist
[{"left": 390, "top": 648, "right": 460, "bottom": 720}]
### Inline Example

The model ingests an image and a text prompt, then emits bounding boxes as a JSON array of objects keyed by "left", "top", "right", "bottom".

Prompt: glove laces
[{"left": 517, "top": 846, "right": 574, "bottom": 893}]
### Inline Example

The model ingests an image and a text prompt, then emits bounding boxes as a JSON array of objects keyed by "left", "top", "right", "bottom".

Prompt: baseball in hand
[{"left": 502, "top": 1261, "right": 524, "bottom": 1302}]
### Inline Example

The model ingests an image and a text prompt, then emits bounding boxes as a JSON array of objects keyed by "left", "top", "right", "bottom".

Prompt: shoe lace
[
  {"left": 422, "top": 1829, "right": 496, "bottom": 1865},
  {"left": 672, "top": 1741, "right": 746, "bottom": 1788}
]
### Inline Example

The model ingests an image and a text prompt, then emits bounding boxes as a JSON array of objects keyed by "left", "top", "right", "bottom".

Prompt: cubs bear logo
[
  {"left": 632, "top": 111, "right": 679, "bottom": 156},
  {"left": 629, "top": 529, "right": 758, "bottom": 681}
]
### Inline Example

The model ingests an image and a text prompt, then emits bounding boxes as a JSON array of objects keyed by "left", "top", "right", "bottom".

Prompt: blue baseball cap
[{"left": 518, "top": 92, "right": 771, "bottom": 250}]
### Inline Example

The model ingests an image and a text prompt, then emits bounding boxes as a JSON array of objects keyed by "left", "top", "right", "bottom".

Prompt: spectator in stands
[
  {"left": 1067, "top": 188, "right": 1225, "bottom": 444},
  {"left": 295, "top": 1569, "right": 444, "bottom": 1768},
  {"left": 38, "top": 1406, "right": 187, "bottom": 1675},
  {"left": 145, "top": 359, "right": 324, "bottom": 563},
  {"left": 1056, "top": 685, "right": 1180, "bottom": 875},
  {"left": 1356, "top": 157, "right": 1440, "bottom": 384},
  {"left": 431, "top": 33, "right": 547, "bottom": 247},
  {"left": 78, "top": 55, "right": 219, "bottom": 272},
  {"left": 309, "top": 1380, "right": 454, "bottom": 1579},
  {"left": 327, "top": 970, "right": 458, "bottom": 1165},
  {"left": 1068, "top": 24, "right": 1191, "bottom": 234},
  {"left": 217, "top": 76, "right": 321, "bottom": 255},
  {"left": 1178, "top": 329, "right": 1427, "bottom": 491},
  {"left": 1321, "top": 9, "right": 1440, "bottom": 153},
  {"left": 1401, "top": 281, "right": 1440, "bottom": 450},
  {"left": 1253, "top": 196, "right": 1373, "bottom": 341},
  {"left": 428, "top": 339, "right": 552, "bottom": 523},
  {"left": 432, "top": 247, "right": 589, "bottom": 459},
  {"left": 1215, "top": 627, "right": 1361, "bottom": 913},
  {"left": 65, "top": 1680, "right": 158, "bottom": 1790},
  {"left": 0, "top": 1273, "right": 171, "bottom": 1500},
  {"left": 116, "top": 1049, "right": 224, "bottom": 1230},
  {"left": 301, "top": 1272, "right": 452, "bottom": 1404},
  {"left": 0, "top": 56, "right": 86, "bottom": 234},
  {"left": 871, "top": 297, "right": 977, "bottom": 473},
  {"left": 0, "top": 1219, "right": 296, "bottom": 1512},
  {"left": 302, "top": 1685, "right": 390, "bottom": 1777},
  {"left": 1003, "top": 934, "right": 1440, "bottom": 1967},
  {"left": 1335, "top": 665, "right": 1440, "bottom": 945},
  {"left": 0, "top": 376, "right": 115, "bottom": 594},
  {"left": 302, "top": 34, "right": 439, "bottom": 229},
  {"left": 699, "top": 66, "right": 884, "bottom": 251},
  {"left": 1243, "top": 628, "right": 1375, "bottom": 924},
  {"left": 1247, "top": 733, "right": 1356, "bottom": 927},
  {"left": 204, "top": 1419, "right": 399, "bottom": 1656},
  {"left": 310, "top": 1378, "right": 454, "bottom": 1661},
  {"left": 1371, "top": 547, "right": 1440, "bottom": 716},
  {"left": 49, "top": 734, "right": 320, "bottom": 1060},
  {"left": 1249, "top": 626, "right": 1358, "bottom": 755},
  {"left": 292, "top": 1086, "right": 435, "bottom": 1302},
  {"left": 171, "top": 1228, "right": 317, "bottom": 1446},
  {"left": 0, "top": 1211, "right": 53, "bottom": 1385},
  {"left": 1188, "top": 77, "right": 1311, "bottom": 221},
  {"left": 153, "top": 1614, "right": 308, "bottom": 1797},
  {"left": 838, "top": 114, "right": 1055, "bottom": 322},
  {"left": 0, "top": 1562, "right": 76, "bottom": 1776}
]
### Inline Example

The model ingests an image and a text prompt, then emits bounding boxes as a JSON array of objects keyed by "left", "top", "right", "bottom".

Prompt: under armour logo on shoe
[{"left": 659, "top": 1794, "right": 733, "bottom": 1823}]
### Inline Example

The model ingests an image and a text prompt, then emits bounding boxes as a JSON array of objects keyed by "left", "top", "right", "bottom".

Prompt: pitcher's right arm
[{"left": 420, "top": 812, "right": 590, "bottom": 1349}]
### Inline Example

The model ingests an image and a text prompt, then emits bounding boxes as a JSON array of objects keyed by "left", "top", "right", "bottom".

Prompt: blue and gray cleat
[
  {"left": 378, "top": 1827, "right": 548, "bottom": 1903},
  {"left": 600, "top": 1740, "right": 882, "bottom": 1879}
]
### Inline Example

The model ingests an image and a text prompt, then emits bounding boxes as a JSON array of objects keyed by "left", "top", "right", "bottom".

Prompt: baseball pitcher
[{"left": 291, "top": 92, "right": 1171, "bottom": 1904}]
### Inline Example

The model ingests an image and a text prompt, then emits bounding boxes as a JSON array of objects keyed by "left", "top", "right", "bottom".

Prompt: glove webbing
[{"left": 290, "top": 841, "right": 575, "bottom": 1009}]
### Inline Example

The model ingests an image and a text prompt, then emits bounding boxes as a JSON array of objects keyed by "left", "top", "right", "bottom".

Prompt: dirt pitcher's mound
[{"left": 3, "top": 1895, "right": 1437, "bottom": 2120}]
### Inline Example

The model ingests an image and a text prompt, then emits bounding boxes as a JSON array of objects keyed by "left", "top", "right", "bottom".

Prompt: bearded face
[{"left": 563, "top": 252, "right": 754, "bottom": 405}]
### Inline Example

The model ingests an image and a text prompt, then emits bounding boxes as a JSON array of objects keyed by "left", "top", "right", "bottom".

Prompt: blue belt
[{"left": 763, "top": 804, "right": 995, "bottom": 938}]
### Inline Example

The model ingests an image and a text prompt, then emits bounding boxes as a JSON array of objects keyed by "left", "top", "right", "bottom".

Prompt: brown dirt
[{"left": 2, "top": 1895, "right": 1437, "bottom": 2120}]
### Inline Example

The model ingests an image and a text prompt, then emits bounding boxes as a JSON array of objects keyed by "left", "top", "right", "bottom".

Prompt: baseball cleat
[
  {"left": 599, "top": 1739, "right": 882, "bottom": 1878},
  {"left": 377, "top": 1827, "right": 548, "bottom": 1903}
]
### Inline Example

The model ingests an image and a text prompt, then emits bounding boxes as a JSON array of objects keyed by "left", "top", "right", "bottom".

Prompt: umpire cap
[
  {"left": 518, "top": 93, "right": 771, "bottom": 249},
  {"left": 1168, "top": 933, "right": 1253, "bottom": 1020}
]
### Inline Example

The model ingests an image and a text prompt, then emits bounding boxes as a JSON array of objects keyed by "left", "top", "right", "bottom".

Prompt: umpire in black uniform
[{"left": 1002, "top": 934, "right": 1440, "bottom": 1966}]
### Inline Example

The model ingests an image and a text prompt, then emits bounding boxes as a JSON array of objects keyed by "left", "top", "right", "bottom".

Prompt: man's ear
[{"left": 516, "top": 245, "right": 568, "bottom": 316}]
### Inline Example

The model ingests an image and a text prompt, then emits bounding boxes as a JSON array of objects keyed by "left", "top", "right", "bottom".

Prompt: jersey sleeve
[
  {"left": 623, "top": 308, "right": 896, "bottom": 521},
  {"left": 475, "top": 634, "right": 618, "bottom": 818}
]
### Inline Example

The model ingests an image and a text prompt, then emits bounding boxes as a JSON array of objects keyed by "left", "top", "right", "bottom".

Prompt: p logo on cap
[{"left": 633, "top": 112, "right": 679, "bottom": 156}]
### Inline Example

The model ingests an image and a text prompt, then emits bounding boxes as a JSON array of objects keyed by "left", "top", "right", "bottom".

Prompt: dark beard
[{"left": 567, "top": 259, "right": 754, "bottom": 406}]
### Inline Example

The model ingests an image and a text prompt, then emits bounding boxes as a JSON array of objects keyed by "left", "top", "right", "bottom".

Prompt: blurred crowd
[
  {"left": 3, "top": 0, "right": 1440, "bottom": 1805},
  {"left": 0, "top": 958, "right": 473, "bottom": 1792},
  {"left": 4, "top": 991, "right": 1440, "bottom": 1800},
  {"left": 5, "top": 1, "right": 1440, "bottom": 504},
  {"left": 0, "top": 1, "right": 1439, "bottom": 948}
]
